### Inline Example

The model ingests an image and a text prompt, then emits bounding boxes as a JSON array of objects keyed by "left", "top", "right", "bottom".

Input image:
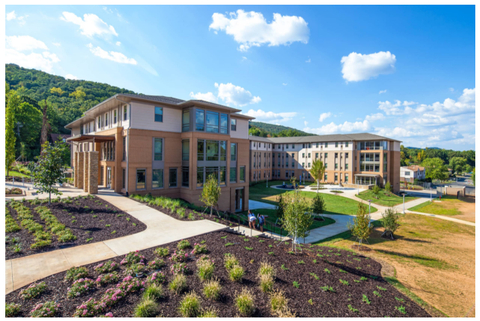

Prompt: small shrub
[
  {"left": 125, "top": 263, "right": 146, "bottom": 277},
  {"left": 67, "top": 278, "right": 95, "bottom": 298},
  {"left": 281, "top": 264, "right": 289, "bottom": 271},
  {"left": 225, "top": 242, "right": 234, "bottom": 247},
  {"left": 270, "top": 290, "right": 288, "bottom": 314},
  {"left": 94, "top": 261, "right": 119, "bottom": 274},
  {"left": 268, "top": 252, "right": 275, "bottom": 255},
  {"left": 143, "top": 284, "right": 163, "bottom": 301},
  {"left": 155, "top": 247, "right": 169, "bottom": 257},
  {"left": 374, "top": 290, "right": 381, "bottom": 297},
  {"left": 245, "top": 247, "right": 253, "bottom": 251},
  {"left": 360, "top": 276, "right": 368, "bottom": 281},
  {"left": 309, "top": 273, "right": 319, "bottom": 280},
  {"left": 170, "top": 249, "right": 188, "bottom": 263},
  {"left": 169, "top": 274, "right": 187, "bottom": 295},
  {"left": 177, "top": 239, "right": 191, "bottom": 250},
  {"left": 5, "top": 303, "right": 21, "bottom": 317},
  {"left": 362, "top": 294, "right": 371, "bottom": 304},
  {"left": 120, "top": 250, "right": 145, "bottom": 266},
  {"left": 224, "top": 253, "right": 239, "bottom": 270},
  {"left": 203, "top": 279, "right": 221, "bottom": 300},
  {"left": 258, "top": 262, "right": 276, "bottom": 278},
  {"left": 348, "top": 304, "right": 358, "bottom": 313},
  {"left": 20, "top": 281, "right": 47, "bottom": 300},
  {"left": 147, "top": 259, "right": 165, "bottom": 271},
  {"left": 178, "top": 292, "right": 201, "bottom": 317},
  {"left": 29, "top": 301, "right": 60, "bottom": 317},
  {"left": 340, "top": 279, "right": 349, "bottom": 286},
  {"left": 324, "top": 268, "right": 331, "bottom": 274},
  {"left": 192, "top": 242, "right": 207, "bottom": 255},
  {"left": 95, "top": 272, "right": 119, "bottom": 286},
  {"left": 198, "top": 307, "right": 218, "bottom": 318},
  {"left": 320, "top": 285, "right": 335, "bottom": 292},
  {"left": 396, "top": 306, "right": 406, "bottom": 314},
  {"left": 170, "top": 262, "right": 188, "bottom": 275},
  {"left": 377, "top": 285, "right": 387, "bottom": 291},
  {"left": 134, "top": 297, "right": 157, "bottom": 317},
  {"left": 339, "top": 269, "right": 347, "bottom": 273},
  {"left": 298, "top": 260, "right": 305, "bottom": 265},
  {"left": 229, "top": 265, "right": 244, "bottom": 282},
  {"left": 395, "top": 297, "right": 405, "bottom": 302},
  {"left": 292, "top": 281, "right": 300, "bottom": 288},
  {"left": 146, "top": 271, "right": 166, "bottom": 285},
  {"left": 196, "top": 256, "right": 215, "bottom": 281},
  {"left": 235, "top": 288, "right": 255, "bottom": 316},
  {"left": 259, "top": 274, "right": 274, "bottom": 293}
]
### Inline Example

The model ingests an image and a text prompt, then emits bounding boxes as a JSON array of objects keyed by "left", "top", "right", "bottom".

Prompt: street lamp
[
  {"left": 402, "top": 193, "right": 406, "bottom": 214},
  {"left": 368, "top": 200, "right": 371, "bottom": 215}
]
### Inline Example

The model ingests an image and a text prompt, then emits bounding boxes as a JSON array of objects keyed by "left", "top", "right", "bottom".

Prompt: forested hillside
[{"left": 249, "top": 121, "right": 314, "bottom": 137}]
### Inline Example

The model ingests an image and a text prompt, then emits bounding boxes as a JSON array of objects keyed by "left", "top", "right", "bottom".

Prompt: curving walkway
[{"left": 5, "top": 190, "right": 226, "bottom": 294}]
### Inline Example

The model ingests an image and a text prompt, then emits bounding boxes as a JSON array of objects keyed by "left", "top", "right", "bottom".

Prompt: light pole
[
  {"left": 368, "top": 200, "right": 371, "bottom": 215},
  {"left": 402, "top": 193, "right": 405, "bottom": 214}
]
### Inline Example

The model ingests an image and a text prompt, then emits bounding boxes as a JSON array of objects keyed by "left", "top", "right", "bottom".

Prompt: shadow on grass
[{"left": 374, "top": 249, "right": 455, "bottom": 270}]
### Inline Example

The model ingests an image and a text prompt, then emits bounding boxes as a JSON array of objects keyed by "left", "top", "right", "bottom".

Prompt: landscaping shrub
[
  {"left": 178, "top": 292, "right": 201, "bottom": 317},
  {"left": 125, "top": 263, "right": 146, "bottom": 277},
  {"left": 192, "top": 242, "right": 208, "bottom": 255},
  {"left": 312, "top": 193, "right": 326, "bottom": 214},
  {"left": 5, "top": 303, "right": 21, "bottom": 317},
  {"left": 169, "top": 274, "right": 187, "bottom": 295},
  {"left": 120, "top": 250, "right": 145, "bottom": 266},
  {"left": 99, "top": 288, "right": 126, "bottom": 308},
  {"left": 143, "top": 284, "right": 164, "bottom": 301},
  {"left": 134, "top": 297, "right": 158, "bottom": 317},
  {"left": 381, "top": 208, "right": 402, "bottom": 239},
  {"left": 224, "top": 253, "right": 239, "bottom": 270},
  {"left": 196, "top": 256, "right": 215, "bottom": 281},
  {"left": 146, "top": 271, "right": 166, "bottom": 285},
  {"left": 67, "top": 278, "right": 95, "bottom": 298},
  {"left": 147, "top": 259, "right": 165, "bottom": 270},
  {"left": 198, "top": 307, "right": 218, "bottom": 318},
  {"left": 20, "top": 281, "right": 47, "bottom": 300},
  {"left": 258, "top": 262, "right": 276, "bottom": 278},
  {"left": 94, "top": 260, "right": 119, "bottom": 274},
  {"left": 259, "top": 274, "right": 274, "bottom": 293},
  {"left": 270, "top": 290, "right": 288, "bottom": 314},
  {"left": 155, "top": 247, "right": 169, "bottom": 257},
  {"left": 235, "top": 288, "right": 255, "bottom": 316},
  {"left": 95, "top": 272, "right": 120, "bottom": 286},
  {"left": 177, "top": 239, "right": 191, "bottom": 250},
  {"left": 203, "top": 279, "right": 221, "bottom": 300},
  {"left": 5, "top": 210, "right": 21, "bottom": 233},
  {"left": 170, "top": 262, "right": 188, "bottom": 275},
  {"left": 170, "top": 249, "right": 188, "bottom": 263},
  {"left": 65, "top": 266, "right": 89, "bottom": 282},
  {"left": 29, "top": 301, "right": 60, "bottom": 317},
  {"left": 117, "top": 275, "right": 145, "bottom": 294},
  {"left": 229, "top": 265, "right": 245, "bottom": 282}
]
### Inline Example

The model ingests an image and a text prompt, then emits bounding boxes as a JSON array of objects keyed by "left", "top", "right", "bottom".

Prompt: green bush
[
  {"left": 178, "top": 292, "right": 201, "bottom": 317},
  {"left": 258, "top": 262, "right": 276, "bottom": 278},
  {"left": 64, "top": 266, "right": 88, "bottom": 282},
  {"left": 143, "top": 284, "right": 163, "bottom": 301},
  {"left": 177, "top": 240, "right": 191, "bottom": 250},
  {"left": 381, "top": 208, "right": 402, "bottom": 239},
  {"left": 198, "top": 307, "right": 218, "bottom": 318},
  {"left": 20, "top": 281, "right": 47, "bottom": 300},
  {"left": 224, "top": 253, "right": 239, "bottom": 270},
  {"left": 5, "top": 303, "right": 21, "bottom": 317},
  {"left": 169, "top": 274, "right": 187, "bottom": 295},
  {"left": 154, "top": 247, "right": 169, "bottom": 257},
  {"left": 259, "top": 274, "right": 274, "bottom": 293},
  {"left": 235, "top": 288, "right": 255, "bottom": 316},
  {"left": 30, "top": 240, "right": 52, "bottom": 249},
  {"left": 203, "top": 279, "right": 221, "bottom": 300},
  {"left": 134, "top": 297, "right": 158, "bottom": 317},
  {"left": 196, "top": 256, "right": 215, "bottom": 282},
  {"left": 270, "top": 290, "right": 288, "bottom": 315},
  {"left": 29, "top": 301, "right": 59, "bottom": 317},
  {"left": 229, "top": 265, "right": 244, "bottom": 282}
]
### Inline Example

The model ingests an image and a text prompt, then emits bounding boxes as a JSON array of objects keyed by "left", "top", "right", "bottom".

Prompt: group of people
[{"left": 247, "top": 210, "right": 268, "bottom": 232}]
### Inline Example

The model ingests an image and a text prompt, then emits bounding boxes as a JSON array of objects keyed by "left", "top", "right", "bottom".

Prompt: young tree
[
  {"left": 5, "top": 92, "right": 17, "bottom": 176},
  {"left": 311, "top": 193, "right": 326, "bottom": 215},
  {"left": 200, "top": 174, "right": 221, "bottom": 217},
  {"left": 276, "top": 194, "right": 285, "bottom": 220},
  {"left": 385, "top": 181, "right": 392, "bottom": 193},
  {"left": 280, "top": 192, "right": 313, "bottom": 253},
  {"left": 347, "top": 202, "right": 373, "bottom": 248},
  {"left": 310, "top": 159, "right": 325, "bottom": 193},
  {"left": 381, "top": 208, "right": 402, "bottom": 240},
  {"left": 372, "top": 185, "right": 381, "bottom": 196},
  {"left": 32, "top": 140, "right": 69, "bottom": 204},
  {"left": 422, "top": 157, "right": 449, "bottom": 182}
]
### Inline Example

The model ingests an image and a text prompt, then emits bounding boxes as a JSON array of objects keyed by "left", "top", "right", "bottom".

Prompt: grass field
[
  {"left": 408, "top": 195, "right": 460, "bottom": 215},
  {"left": 240, "top": 208, "right": 335, "bottom": 230},
  {"left": 249, "top": 181, "right": 378, "bottom": 215},
  {"left": 357, "top": 189, "right": 418, "bottom": 207},
  {"left": 315, "top": 213, "right": 475, "bottom": 317},
  {"left": 6, "top": 171, "right": 30, "bottom": 178}
]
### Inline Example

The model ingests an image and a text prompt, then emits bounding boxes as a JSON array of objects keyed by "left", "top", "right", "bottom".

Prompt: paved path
[
  {"left": 5, "top": 190, "right": 226, "bottom": 294},
  {"left": 6, "top": 182, "right": 88, "bottom": 200},
  {"left": 249, "top": 199, "right": 277, "bottom": 210}
]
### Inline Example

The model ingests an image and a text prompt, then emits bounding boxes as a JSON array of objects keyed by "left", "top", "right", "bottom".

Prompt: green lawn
[
  {"left": 7, "top": 170, "right": 30, "bottom": 178},
  {"left": 357, "top": 189, "right": 417, "bottom": 207},
  {"left": 249, "top": 181, "right": 377, "bottom": 215},
  {"left": 408, "top": 196, "right": 461, "bottom": 216}
]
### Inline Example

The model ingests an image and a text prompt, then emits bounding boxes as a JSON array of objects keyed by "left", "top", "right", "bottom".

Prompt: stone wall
[
  {"left": 77, "top": 152, "right": 84, "bottom": 189},
  {"left": 83, "top": 152, "right": 90, "bottom": 192},
  {"left": 87, "top": 151, "right": 99, "bottom": 194}
]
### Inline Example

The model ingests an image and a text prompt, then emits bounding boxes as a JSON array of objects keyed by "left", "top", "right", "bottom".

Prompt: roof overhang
[{"left": 67, "top": 134, "right": 115, "bottom": 143}]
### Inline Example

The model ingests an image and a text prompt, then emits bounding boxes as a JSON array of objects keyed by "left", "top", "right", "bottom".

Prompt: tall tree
[
  {"left": 449, "top": 157, "right": 467, "bottom": 175},
  {"left": 310, "top": 159, "right": 325, "bottom": 193},
  {"left": 5, "top": 91, "right": 17, "bottom": 176},
  {"left": 422, "top": 157, "right": 449, "bottom": 182},
  {"left": 200, "top": 174, "right": 221, "bottom": 216},
  {"left": 347, "top": 202, "right": 373, "bottom": 247},
  {"left": 281, "top": 191, "right": 313, "bottom": 252}
]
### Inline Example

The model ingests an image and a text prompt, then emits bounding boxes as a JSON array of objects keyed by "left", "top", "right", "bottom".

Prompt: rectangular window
[
  {"left": 335, "top": 153, "right": 338, "bottom": 158},
  {"left": 98, "top": 116, "right": 101, "bottom": 130},
  {"left": 231, "top": 118, "right": 237, "bottom": 131},
  {"left": 325, "top": 142, "right": 328, "bottom": 148},
  {"left": 345, "top": 163, "right": 349, "bottom": 170},
  {"left": 292, "top": 144, "right": 295, "bottom": 149},
  {"left": 206, "top": 166, "right": 218, "bottom": 181},
  {"left": 325, "top": 163, "right": 328, "bottom": 169},
  {"left": 220, "top": 166, "right": 226, "bottom": 185},
  {"left": 302, "top": 153, "right": 305, "bottom": 158},
  {"left": 195, "top": 109, "right": 205, "bottom": 131},
  {"left": 324, "top": 173, "right": 327, "bottom": 181},
  {"left": 154, "top": 138, "right": 163, "bottom": 161},
  {"left": 124, "top": 105, "right": 128, "bottom": 121},
  {"left": 335, "top": 163, "right": 338, "bottom": 169},
  {"left": 197, "top": 140, "right": 204, "bottom": 161},
  {"left": 220, "top": 114, "right": 228, "bottom": 134},
  {"left": 335, "top": 142, "right": 338, "bottom": 147},
  {"left": 182, "top": 110, "right": 190, "bottom": 132},
  {"left": 335, "top": 173, "right": 338, "bottom": 181},
  {"left": 302, "top": 162, "right": 305, "bottom": 167},
  {"left": 122, "top": 136, "right": 126, "bottom": 161},
  {"left": 136, "top": 169, "right": 146, "bottom": 190},
  {"left": 182, "top": 167, "right": 189, "bottom": 187},
  {"left": 325, "top": 153, "right": 328, "bottom": 158},
  {"left": 122, "top": 169, "right": 125, "bottom": 189},
  {"left": 206, "top": 111, "right": 219, "bottom": 133},
  {"left": 197, "top": 167, "right": 204, "bottom": 187},
  {"left": 308, "top": 163, "right": 311, "bottom": 168},
  {"left": 220, "top": 141, "right": 227, "bottom": 161},
  {"left": 345, "top": 153, "right": 349, "bottom": 159},
  {"left": 155, "top": 107, "right": 163, "bottom": 122},
  {"left": 105, "top": 113, "right": 109, "bottom": 127},
  {"left": 169, "top": 168, "right": 177, "bottom": 187},
  {"left": 152, "top": 169, "right": 164, "bottom": 189},
  {"left": 308, "top": 153, "right": 311, "bottom": 158},
  {"left": 230, "top": 167, "right": 237, "bottom": 182},
  {"left": 182, "top": 140, "right": 189, "bottom": 161},
  {"left": 346, "top": 142, "right": 349, "bottom": 147},
  {"left": 231, "top": 143, "right": 237, "bottom": 161},
  {"left": 206, "top": 140, "right": 219, "bottom": 161},
  {"left": 114, "top": 110, "right": 117, "bottom": 124},
  {"left": 316, "top": 143, "right": 319, "bottom": 148},
  {"left": 240, "top": 166, "right": 245, "bottom": 182}
]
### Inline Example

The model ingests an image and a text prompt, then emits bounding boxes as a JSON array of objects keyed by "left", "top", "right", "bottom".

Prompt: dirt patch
[
  {"left": 5, "top": 196, "right": 146, "bottom": 260},
  {"left": 455, "top": 197, "right": 476, "bottom": 222},
  {"left": 331, "top": 213, "right": 475, "bottom": 317},
  {"left": 5, "top": 231, "right": 430, "bottom": 317}
]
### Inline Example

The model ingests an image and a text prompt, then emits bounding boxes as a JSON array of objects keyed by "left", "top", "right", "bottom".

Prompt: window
[
  {"left": 182, "top": 110, "right": 190, "bottom": 132},
  {"left": 231, "top": 118, "right": 237, "bottom": 131},
  {"left": 325, "top": 142, "right": 328, "bottom": 148},
  {"left": 345, "top": 174, "right": 349, "bottom": 183},
  {"left": 231, "top": 143, "right": 237, "bottom": 161},
  {"left": 335, "top": 142, "right": 338, "bottom": 147},
  {"left": 292, "top": 162, "right": 294, "bottom": 167},
  {"left": 122, "top": 169, "right": 125, "bottom": 189},
  {"left": 220, "top": 114, "right": 228, "bottom": 134},
  {"left": 152, "top": 169, "right": 164, "bottom": 189},
  {"left": 196, "top": 109, "right": 205, "bottom": 131},
  {"left": 207, "top": 140, "right": 219, "bottom": 161},
  {"left": 182, "top": 167, "right": 189, "bottom": 187},
  {"left": 335, "top": 163, "right": 338, "bottom": 169},
  {"left": 220, "top": 141, "right": 227, "bottom": 161},
  {"left": 302, "top": 162, "right": 305, "bottom": 167},
  {"left": 325, "top": 163, "right": 328, "bottom": 169},
  {"left": 345, "top": 163, "right": 349, "bottom": 170},
  {"left": 197, "top": 140, "right": 204, "bottom": 161},
  {"left": 206, "top": 111, "right": 219, "bottom": 133},
  {"left": 155, "top": 107, "right": 163, "bottom": 122},
  {"left": 124, "top": 105, "right": 128, "bottom": 121},
  {"left": 324, "top": 173, "right": 327, "bottom": 181},
  {"left": 316, "top": 143, "right": 319, "bottom": 148},
  {"left": 182, "top": 140, "right": 189, "bottom": 161},
  {"left": 98, "top": 116, "right": 101, "bottom": 130},
  {"left": 197, "top": 167, "right": 204, "bottom": 187},
  {"left": 405, "top": 171, "right": 410, "bottom": 176},
  {"left": 325, "top": 153, "right": 328, "bottom": 158},
  {"left": 105, "top": 113, "right": 109, "bottom": 127},
  {"left": 220, "top": 166, "right": 226, "bottom": 185},
  {"left": 136, "top": 169, "right": 146, "bottom": 190},
  {"left": 346, "top": 142, "right": 349, "bottom": 147},
  {"left": 240, "top": 166, "right": 245, "bottom": 182},
  {"left": 335, "top": 173, "right": 338, "bottom": 181},
  {"left": 169, "top": 168, "right": 177, "bottom": 187},
  {"left": 335, "top": 153, "right": 338, "bottom": 159},
  {"left": 292, "top": 144, "right": 295, "bottom": 149},
  {"left": 308, "top": 153, "right": 311, "bottom": 158},
  {"left": 302, "top": 153, "right": 305, "bottom": 158},
  {"left": 122, "top": 136, "right": 126, "bottom": 161},
  {"left": 230, "top": 167, "right": 237, "bottom": 182},
  {"left": 308, "top": 163, "right": 311, "bottom": 168},
  {"left": 206, "top": 166, "right": 218, "bottom": 181},
  {"left": 154, "top": 138, "right": 163, "bottom": 161},
  {"left": 345, "top": 153, "right": 349, "bottom": 159},
  {"left": 114, "top": 110, "right": 117, "bottom": 123}
]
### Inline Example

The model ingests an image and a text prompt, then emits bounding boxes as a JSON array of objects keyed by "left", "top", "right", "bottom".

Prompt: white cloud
[
  {"left": 304, "top": 121, "right": 308, "bottom": 127},
  {"left": 5, "top": 49, "right": 59, "bottom": 73},
  {"left": 42, "top": 51, "right": 60, "bottom": 63},
  {"left": 6, "top": 11, "right": 16, "bottom": 21},
  {"left": 449, "top": 87, "right": 455, "bottom": 92},
  {"left": 341, "top": 51, "right": 396, "bottom": 82},
  {"left": 319, "top": 112, "right": 331, "bottom": 122},
  {"left": 215, "top": 82, "right": 261, "bottom": 106},
  {"left": 244, "top": 109, "right": 297, "bottom": 123},
  {"left": 378, "top": 100, "right": 416, "bottom": 115},
  {"left": 61, "top": 12, "right": 118, "bottom": 38},
  {"left": 306, "top": 58, "right": 311, "bottom": 63},
  {"left": 282, "top": 83, "right": 287, "bottom": 86},
  {"left": 65, "top": 74, "right": 78, "bottom": 80},
  {"left": 305, "top": 120, "right": 371, "bottom": 135},
  {"left": 379, "top": 89, "right": 387, "bottom": 94},
  {"left": 209, "top": 10, "right": 309, "bottom": 51},
  {"left": 189, "top": 91, "right": 218, "bottom": 103},
  {"left": 52, "top": 42, "right": 61, "bottom": 47},
  {"left": 365, "top": 113, "right": 385, "bottom": 121},
  {"left": 6, "top": 35, "right": 48, "bottom": 51},
  {"left": 87, "top": 43, "right": 137, "bottom": 65},
  {"left": 116, "top": 41, "right": 121, "bottom": 46}
]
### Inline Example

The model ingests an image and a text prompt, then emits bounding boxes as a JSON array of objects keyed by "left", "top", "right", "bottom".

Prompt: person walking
[
  {"left": 248, "top": 210, "right": 257, "bottom": 230},
  {"left": 257, "top": 213, "right": 268, "bottom": 233}
]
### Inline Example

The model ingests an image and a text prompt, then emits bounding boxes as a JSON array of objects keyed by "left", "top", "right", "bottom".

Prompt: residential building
[{"left": 400, "top": 165, "right": 426, "bottom": 183}]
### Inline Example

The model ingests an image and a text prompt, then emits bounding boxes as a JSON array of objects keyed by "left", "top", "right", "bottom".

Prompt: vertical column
[
  {"left": 83, "top": 152, "right": 90, "bottom": 192},
  {"left": 114, "top": 128, "right": 123, "bottom": 193},
  {"left": 77, "top": 153, "right": 84, "bottom": 189},
  {"left": 88, "top": 151, "right": 99, "bottom": 194},
  {"left": 73, "top": 152, "right": 78, "bottom": 187}
]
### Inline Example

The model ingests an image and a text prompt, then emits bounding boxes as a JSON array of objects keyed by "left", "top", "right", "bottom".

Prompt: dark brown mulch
[
  {"left": 5, "top": 196, "right": 146, "bottom": 260},
  {"left": 6, "top": 230, "right": 431, "bottom": 317}
]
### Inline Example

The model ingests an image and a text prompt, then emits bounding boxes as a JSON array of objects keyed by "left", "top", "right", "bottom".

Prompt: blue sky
[{"left": 6, "top": 5, "right": 475, "bottom": 150}]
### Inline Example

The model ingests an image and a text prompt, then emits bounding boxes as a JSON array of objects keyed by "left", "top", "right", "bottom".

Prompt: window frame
[
  {"left": 152, "top": 169, "right": 164, "bottom": 189},
  {"left": 136, "top": 168, "right": 147, "bottom": 191},
  {"left": 154, "top": 106, "right": 163, "bottom": 123},
  {"left": 169, "top": 168, "right": 178, "bottom": 188},
  {"left": 153, "top": 138, "right": 163, "bottom": 161}
]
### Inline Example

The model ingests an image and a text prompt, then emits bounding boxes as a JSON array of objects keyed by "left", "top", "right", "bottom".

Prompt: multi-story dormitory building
[
  {"left": 249, "top": 134, "right": 401, "bottom": 193},
  {"left": 66, "top": 94, "right": 401, "bottom": 213}
]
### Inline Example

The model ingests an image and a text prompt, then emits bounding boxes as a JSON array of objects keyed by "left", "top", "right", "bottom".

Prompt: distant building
[{"left": 400, "top": 165, "right": 425, "bottom": 183}]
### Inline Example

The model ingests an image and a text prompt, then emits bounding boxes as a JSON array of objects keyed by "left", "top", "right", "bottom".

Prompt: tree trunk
[
  {"left": 317, "top": 181, "right": 319, "bottom": 193},
  {"left": 49, "top": 191, "right": 51, "bottom": 205},
  {"left": 210, "top": 206, "right": 213, "bottom": 216}
]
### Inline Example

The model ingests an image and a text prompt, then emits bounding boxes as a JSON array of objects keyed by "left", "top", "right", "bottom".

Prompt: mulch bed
[
  {"left": 5, "top": 196, "right": 146, "bottom": 260},
  {"left": 6, "top": 230, "right": 430, "bottom": 317}
]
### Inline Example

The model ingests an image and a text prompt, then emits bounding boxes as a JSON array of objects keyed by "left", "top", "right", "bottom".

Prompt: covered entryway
[{"left": 355, "top": 174, "right": 380, "bottom": 186}]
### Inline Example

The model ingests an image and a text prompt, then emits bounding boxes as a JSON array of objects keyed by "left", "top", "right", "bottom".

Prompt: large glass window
[
  {"left": 220, "top": 166, "right": 226, "bottom": 185},
  {"left": 240, "top": 166, "right": 245, "bottom": 182},
  {"left": 231, "top": 119, "right": 237, "bottom": 131},
  {"left": 206, "top": 140, "right": 219, "bottom": 161},
  {"left": 220, "top": 141, "right": 227, "bottom": 161},
  {"left": 136, "top": 169, "right": 146, "bottom": 190},
  {"left": 114, "top": 110, "right": 117, "bottom": 123},
  {"left": 155, "top": 107, "right": 163, "bottom": 122},
  {"left": 196, "top": 109, "right": 205, "bottom": 131},
  {"left": 105, "top": 113, "right": 109, "bottom": 127},
  {"left": 231, "top": 143, "right": 237, "bottom": 161},
  {"left": 182, "top": 140, "right": 189, "bottom": 161},
  {"left": 206, "top": 111, "right": 219, "bottom": 133},
  {"left": 197, "top": 167, "right": 204, "bottom": 187},
  {"left": 230, "top": 167, "right": 237, "bottom": 182},
  {"left": 154, "top": 138, "right": 163, "bottom": 161},
  {"left": 206, "top": 166, "right": 219, "bottom": 181},
  {"left": 197, "top": 140, "right": 204, "bottom": 161},
  {"left": 169, "top": 168, "right": 177, "bottom": 187},
  {"left": 122, "top": 136, "right": 126, "bottom": 161},
  {"left": 152, "top": 169, "right": 163, "bottom": 189},
  {"left": 124, "top": 105, "right": 128, "bottom": 121},
  {"left": 182, "top": 110, "right": 190, "bottom": 132},
  {"left": 220, "top": 114, "right": 228, "bottom": 134},
  {"left": 182, "top": 167, "right": 189, "bottom": 187}
]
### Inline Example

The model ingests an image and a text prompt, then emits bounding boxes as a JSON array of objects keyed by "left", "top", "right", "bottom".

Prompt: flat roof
[
  {"left": 67, "top": 134, "right": 115, "bottom": 142},
  {"left": 249, "top": 133, "right": 401, "bottom": 143}
]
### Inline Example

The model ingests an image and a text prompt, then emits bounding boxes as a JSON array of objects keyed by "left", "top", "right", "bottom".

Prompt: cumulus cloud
[
  {"left": 378, "top": 100, "right": 416, "bottom": 115},
  {"left": 6, "top": 11, "right": 26, "bottom": 24},
  {"left": 304, "top": 120, "right": 370, "bottom": 135},
  {"left": 61, "top": 12, "right": 118, "bottom": 38},
  {"left": 209, "top": 10, "right": 309, "bottom": 51},
  {"left": 319, "top": 112, "right": 331, "bottom": 122},
  {"left": 6, "top": 35, "right": 48, "bottom": 51},
  {"left": 116, "top": 41, "right": 121, "bottom": 46},
  {"left": 341, "top": 51, "right": 396, "bottom": 82},
  {"left": 87, "top": 43, "right": 137, "bottom": 64},
  {"left": 65, "top": 74, "right": 78, "bottom": 80},
  {"left": 5, "top": 35, "right": 59, "bottom": 73},
  {"left": 53, "top": 42, "right": 61, "bottom": 47},
  {"left": 189, "top": 91, "right": 218, "bottom": 103},
  {"left": 306, "top": 58, "right": 311, "bottom": 63},
  {"left": 243, "top": 109, "right": 297, "bottom": 123},
  {"left": 215, "top": 82, "right": 261, "bottom": 106},
  {"left": 365, "top": 113, "right": 385, "bottom": 121},
  {"left": 379, "top": 89, "right": 387, "bottom": 94}
]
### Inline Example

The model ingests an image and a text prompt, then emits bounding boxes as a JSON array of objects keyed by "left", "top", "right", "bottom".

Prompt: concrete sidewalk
[{"left": 6, "top": 190, "right": 226, "bottom": 294}]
